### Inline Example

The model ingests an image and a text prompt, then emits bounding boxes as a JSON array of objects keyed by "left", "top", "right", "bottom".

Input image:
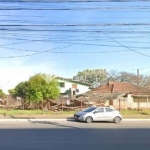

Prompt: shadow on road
[
  {"left": 28, "top": 120, "right": 79, "bottom": 129},
  {"left": 10, "top": 115, "right": 35, "bottom": 119},
  {"left": 66, "top": 118, "right": 114, "bottom": 124}
]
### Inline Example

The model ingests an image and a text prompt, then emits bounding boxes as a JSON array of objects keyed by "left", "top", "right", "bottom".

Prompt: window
[
  {"left": 72, "top": 84, "right": 77, "bottom": 88},
  {"left": 96, "top": 108, "right": 104, "bottom": 113},
  {"left": 105, "top": 108, "right": 114, "bottom": 112},
  {"left": 82, "top": 107, "right": 97, "bottom": 112},
  {"left": 59, "top": 82, "right": 65, "bottom": 87}
]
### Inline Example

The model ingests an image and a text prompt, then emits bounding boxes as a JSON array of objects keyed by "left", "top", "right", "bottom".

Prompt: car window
[
  {"left": 95, "top": 108, "right": 104, "bottom": 113},
  {"left": 105, "top": 108, "right": 114, "bottom": 112},
  {"left": 82, "top": 107, "right": 97, "bottom": 112}
]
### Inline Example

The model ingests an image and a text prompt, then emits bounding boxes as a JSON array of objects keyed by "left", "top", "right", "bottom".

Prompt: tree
[
  {"left": 105, "top": 70, "right": 120, "bottom": 83},
  {"left": 73, "top": 69, "right": 107, "bottom": 85},
  {"left": 8, "top": 89, "right": 16, "bottom": 96},
  {"left": 11, "top": 74, "right": 59, "bottom": 109},
  {"left": 14, "top": 81, "right": 29, "bottom": 99},
  {"left": 73, "top": 69, "right": 150, "bottom": 89},
  {"left": 0, "top": 89, "right": 6, "bottom": 99},
  {"left": 27, "top": 74, "right": 60, "bottom": 103},
  {"left": 104, "top": 70, "right": 150, "bottom": 89}
]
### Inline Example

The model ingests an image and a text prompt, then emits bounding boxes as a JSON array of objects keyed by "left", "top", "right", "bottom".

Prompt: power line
[
  {"left": 0, "top": 23, "right": 150, "bottom": 26},
  {"left": 1, "top": 7, "right": 150, "bottom": 11},
  {"left": 3, "top": 42, "right": 150, "bottom": 51},
  {"left": 0, "top": 44, "right": 73, "bottom": 58},
  {"left": 0, "top": 32, "right": 95, "bottom": 58},
  {"left": 1, "top": 14, "right": 150, "bottom": 18},
  {"left": 101, "top": 31, "right": 150, "bottom": 58},
  {"left": 0, "top": 49, "right": 148, "bottom": 58},
  {"left": 0, "top": 1, "right": 149, "bottom": 59},
  {"left": 0, "top": 0, "right": 146, "bottom": 2}
]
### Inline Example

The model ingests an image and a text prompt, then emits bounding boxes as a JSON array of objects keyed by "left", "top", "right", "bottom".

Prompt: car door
[
  {"left": 105, "top": 108, "right": 114, "bottom": 121},
  {"left": 92, "top": 108, "right": 106, "bottom": 121}
]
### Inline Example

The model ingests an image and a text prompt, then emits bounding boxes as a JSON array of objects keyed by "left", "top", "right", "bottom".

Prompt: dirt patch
[{"left": 0, "top": 114, "right": 73, "bottom": 119}]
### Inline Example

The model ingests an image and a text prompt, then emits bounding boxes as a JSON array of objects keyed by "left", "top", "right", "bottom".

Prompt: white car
[{"left": 74, "top": 106, "right": 122, "bottom": 123}]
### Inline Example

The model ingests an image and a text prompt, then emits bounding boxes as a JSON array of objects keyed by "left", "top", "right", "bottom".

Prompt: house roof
[
  {"left": 92, "top": 82, "right": 150, "bottom": 95},
  {"left": 100, "top": 92, "right": 125, "bottom": 100},
  {"left": 56, "top": 76, "right": 91, "bottom": 87}
]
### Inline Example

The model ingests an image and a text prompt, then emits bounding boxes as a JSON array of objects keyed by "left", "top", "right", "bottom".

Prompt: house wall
[
  {"left": 120, "top": 95, "right": 150, "bottom": 109},
  {"left": 110, "top": 99, "right": 128, "bottom": 110},
  {"left": 58, "top": 80, "right": 90, "bottom": 95},
  {"left": 132, "top": 97, "right": 150, "bottom": 109},
  {"left": 107, "top": 95, "right": 150, "bottom": 110},
  {"left": 126, "top": 94, "right": 134, "bottom": 109},
  {"left": 105, "top": 98, "right": 128, "bottom": 110}
]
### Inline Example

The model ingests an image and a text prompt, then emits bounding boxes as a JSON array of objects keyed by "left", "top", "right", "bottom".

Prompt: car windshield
[{"left": 82, "top": 107, "right": 97, "bottom": 112}]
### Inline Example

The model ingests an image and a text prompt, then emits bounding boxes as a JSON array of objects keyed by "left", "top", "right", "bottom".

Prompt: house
[
  {"left": 56, "top": 77, "right": 92, "bottom": 96},
  {"left": 89, "top": 82, "right": 150, "bottom": 110}
]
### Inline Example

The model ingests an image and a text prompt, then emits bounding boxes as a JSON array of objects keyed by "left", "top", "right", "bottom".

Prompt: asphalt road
[{"left": 0, "top": 120, "right": 150, "bottom": 150}]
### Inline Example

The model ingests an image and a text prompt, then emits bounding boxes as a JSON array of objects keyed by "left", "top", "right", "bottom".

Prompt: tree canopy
[
  {"left": 0, "top": 89, "right": 6, "bottom": 99},
  {"left": 11, "top": 74, "right": 60, "bottom": 103},
  {"left": 73, "top": 69, "right": 150, "bottom": 89},
  {"left": 73, "top": 69, "right": 107, "bottom": 85}
]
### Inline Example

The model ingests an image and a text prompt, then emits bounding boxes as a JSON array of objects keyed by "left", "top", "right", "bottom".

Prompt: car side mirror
[{"left": 93, "top": 111, "right": 97, "bottom": 114}]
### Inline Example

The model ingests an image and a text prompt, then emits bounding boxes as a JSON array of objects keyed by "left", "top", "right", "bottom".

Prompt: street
[
  {"left": 0, "top": 120, "right": 150, "bottom": 150},
  {"left": 0, "top": 119, "right": 150, "bottom": 129}
]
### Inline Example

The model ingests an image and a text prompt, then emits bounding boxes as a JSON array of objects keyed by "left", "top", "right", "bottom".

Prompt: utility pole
[
  {"left": 80, "top": 96, "right": 83, "bottom": 110},
  {"left": 61, "top": 97, "right": 63, "bottom": 111},
  {"left": 138, "top": 99, "right": 140, "bottom": 114},
  {"left": 119, "top": 99, "right": 121, "bottom": 112}
]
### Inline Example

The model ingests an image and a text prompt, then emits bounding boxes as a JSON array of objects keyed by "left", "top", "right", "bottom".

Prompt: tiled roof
[
  {"left": 92, "top": 84, "right": 114, "bottom": 93},
  {"left": 92, "top": 82, "right": 150, "bottom": 94},
  {"left": 101, "top": 92, "right": 124, "bottom": 100}
]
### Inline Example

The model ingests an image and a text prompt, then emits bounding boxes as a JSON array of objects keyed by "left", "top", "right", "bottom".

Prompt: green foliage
[
  {"left": 73, "top": 69, "right": 107, "bottom": 84},
  {"left": 13, "top": 74, "right": 60, "bottom": 104},
  {"left": 0, "top": 109, "right": 75, "bottom": 115},
  {"left": 0, "top": 89, "right": 6, "bottom": 99},
  {"left": 42, "top": 78, "right": 60, "bottom": 99},
  {"left": 14, "top": 81, "right": 29, "bottom": 99},
  {"left": 8, "top": 89, "right": 16, "bottom": 96},
  {"left": 27, "top": 74, "right": 45, "bottom": 103}
]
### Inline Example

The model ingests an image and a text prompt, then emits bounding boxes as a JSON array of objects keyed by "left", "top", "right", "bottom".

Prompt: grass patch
[
  {"left": 0, "top": 109, "right": 43, "bottom": 115},
  {"left": 0, "top": 109, "right": 76, "bottom": 116},
  {"left": 121, "top": 110, "right": 150, "bottom": 115},
  {"left": 0, "top": 109, "right": 149, "bottom": 116},
  {"left": 141, "top": 112, "right": 148, "bottom": 115}
]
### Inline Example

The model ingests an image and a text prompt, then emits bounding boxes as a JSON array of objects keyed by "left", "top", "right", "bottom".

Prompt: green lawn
[
  {"left": 0, "top": 109, "right": 150, "bottom": 116},
  {"left": 120, "top": 110, "right": 150, "bottom": 115},
  {"left": 0, "top": 109, "right": 76, "bottom": 115}
]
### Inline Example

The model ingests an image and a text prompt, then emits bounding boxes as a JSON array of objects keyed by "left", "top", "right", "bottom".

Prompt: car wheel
[
  {"left": 114, "top": 117, "right": 121, "bottom": 124},
  {"left": 85, "top": 117, "right": 93, "bottom": 123}
]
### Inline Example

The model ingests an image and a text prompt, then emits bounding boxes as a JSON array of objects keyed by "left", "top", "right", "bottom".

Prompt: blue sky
[{"left": 0, "top": 0, "right": 150, "bottom": 93}]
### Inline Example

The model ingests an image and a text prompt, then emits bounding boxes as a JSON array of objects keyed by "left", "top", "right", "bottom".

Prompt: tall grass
[{"left": 0, "top": 109, "right": 76, "bottom": 115}]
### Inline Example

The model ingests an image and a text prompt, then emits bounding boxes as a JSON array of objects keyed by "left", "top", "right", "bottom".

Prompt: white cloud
[{"left": 0, "top": 57, "right": 58, "bottom": 94}]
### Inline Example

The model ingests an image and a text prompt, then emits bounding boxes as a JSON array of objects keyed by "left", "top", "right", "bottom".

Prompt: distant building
[
  {"left": 90, "top": 82, "right": 150, "bottom": 109},
  {"left": 56, "top": 77, "right": 92, "bottom": 96}
]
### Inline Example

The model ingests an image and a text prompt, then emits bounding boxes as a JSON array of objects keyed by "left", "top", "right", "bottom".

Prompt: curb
[
  {"left": 123, "top": 119, "right": 150, "bottom": 121},
  {"left": 0, "top": 118, "right": 150, "bottom": 122}
]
